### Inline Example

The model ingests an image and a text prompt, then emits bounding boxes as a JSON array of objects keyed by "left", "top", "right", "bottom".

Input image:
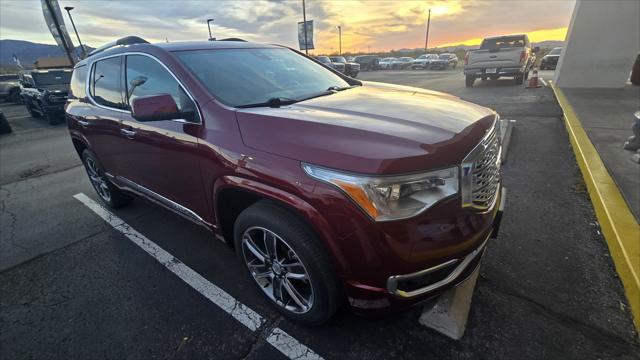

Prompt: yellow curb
[{"left": 551, "top": 84, "right": 640, "bottom": 332}]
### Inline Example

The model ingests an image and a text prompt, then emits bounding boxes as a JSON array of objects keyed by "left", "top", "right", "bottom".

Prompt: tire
[
  {"left": 481, "top": 76, "right": 488, "bottom": 81},
  {"left": 352, "top": 72, "right": 358, "bottom": 78},
  {"left": 43, "top": 111, "right": 59, "bottom": 125},
  {"left": 515, "top": 74, "right": 524, "bottom": 85},
  {"left": 26, "top": 101, "right": 40, "bottom": 118},
  {"left": 9, "top": 88, "right": 21, "bottom": 104},
  {"left": 524, "top": 70, "right": 529, "bottom": 81},
  {"left": 81, "top": 149, "right": 133, "bottom": 208},
  {"left": 465, "top": 75, "right": 475, "bottom": 87},
  {"left": 234, "top": 201, "right": 342, "bottom": 325}
]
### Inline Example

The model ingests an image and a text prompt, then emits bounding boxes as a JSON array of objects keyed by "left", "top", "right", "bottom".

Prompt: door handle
[
  {"left": 120, "top": 128, "right": 136, "bottom": 139},
  {"left": 77, "top": 120, "right": 89, "bottom": 127}
]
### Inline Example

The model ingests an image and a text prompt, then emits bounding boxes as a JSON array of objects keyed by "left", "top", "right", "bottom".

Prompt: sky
[{"left": 0, "top": 0, "right": 576, "bottom": 54}]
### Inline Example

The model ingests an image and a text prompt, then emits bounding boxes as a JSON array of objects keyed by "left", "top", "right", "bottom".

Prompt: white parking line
[
  {"left": 540, "top": 77, "right": 548, "bottom": 87},
  {"left": 74, "top": 193, "right": 324, "bottom": 360}
]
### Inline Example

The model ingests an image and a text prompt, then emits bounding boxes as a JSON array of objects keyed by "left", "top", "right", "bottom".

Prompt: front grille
[{"left": 462, "top": 118, "right": 501, "bottom": 210}]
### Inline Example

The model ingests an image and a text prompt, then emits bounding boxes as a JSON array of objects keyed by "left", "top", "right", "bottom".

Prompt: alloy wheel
[
  {"left": 85, "top": 157, "right": 111, "bottom": 202},
  {"left": 241, "top": 226, "right": 314, "bottom": 314}
]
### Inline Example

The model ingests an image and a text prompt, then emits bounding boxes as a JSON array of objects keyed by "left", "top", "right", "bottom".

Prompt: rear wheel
[
  {"left": 81, "top": 149, "right": 133, "bottom": 208},
  {"left": 465, "top": 75, "right": 475, "bottom": 87},
  {"left": 25, "top": 101, "right": 40, "bottom": 118},
  {"left": 234, "top": 201, "right": 342, "bottom": 325},
  {"left": 515, "top": 74, "right": 524, "bottom": 85},
  {"left": 9, "top": 88, "right": 21, "bottom": 104}
]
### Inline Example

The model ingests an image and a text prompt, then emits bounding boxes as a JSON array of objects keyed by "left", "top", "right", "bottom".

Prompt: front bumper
[{"left": 344, "top": 186, "right": 505, "bottom": 312}]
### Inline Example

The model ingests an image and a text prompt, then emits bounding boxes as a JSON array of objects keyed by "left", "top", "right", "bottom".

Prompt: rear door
[
  {"left": 84, "top": 56, "right": 126, "bottom": 174},
  {"left": 115, "top": 53, "right": 208, "bottom": 222}
]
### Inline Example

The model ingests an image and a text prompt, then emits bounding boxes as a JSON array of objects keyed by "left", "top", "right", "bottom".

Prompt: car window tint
[
  {"left": 91, "top": 57, "right": 123, "bottom": 109},
  {"left": 70, "top": 65, "right": 87, "bottom": 100},
  {"left": 125, "top": 55, "right": 196, "bottom": 117}
]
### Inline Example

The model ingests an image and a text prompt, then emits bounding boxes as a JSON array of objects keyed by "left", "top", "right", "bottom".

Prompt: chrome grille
[{"left": 461, "top": 118, "right": 501, "bottom": 210}]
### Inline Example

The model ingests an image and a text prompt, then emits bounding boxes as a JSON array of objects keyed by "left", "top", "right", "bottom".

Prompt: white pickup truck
[{"left": 463, "top": 34, "right": 537, "bottom": 87}]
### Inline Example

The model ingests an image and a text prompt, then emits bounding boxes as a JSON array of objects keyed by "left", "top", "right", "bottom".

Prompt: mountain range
[{"left": 0, "top": 39, "right": 93, "bottom": 67}]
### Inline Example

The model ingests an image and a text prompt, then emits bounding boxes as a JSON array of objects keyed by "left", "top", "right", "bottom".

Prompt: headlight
[{"left": 302, "top": 164, "right": 459, "bottom": 221}]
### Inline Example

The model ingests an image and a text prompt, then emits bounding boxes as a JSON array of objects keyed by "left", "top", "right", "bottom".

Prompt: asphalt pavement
[{"left": 1, "top": 68, "right": 638, "bottom": 359}]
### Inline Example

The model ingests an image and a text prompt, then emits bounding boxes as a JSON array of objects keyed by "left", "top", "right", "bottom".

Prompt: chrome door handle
[
  {"left": 77, "top": 120, "right": 89, "bottom": 127},
  {"left": 120, "top": 128, "right": 136, "bottom": 138}
]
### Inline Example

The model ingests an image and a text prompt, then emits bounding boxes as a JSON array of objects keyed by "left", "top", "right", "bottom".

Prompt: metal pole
[
  {"left": 338, "top": 25, "right": 342, "bottom": 55},
  {"left": 44, "top": 0, "right": 75, "bottom": 65},
  {"left": 424, "top": 9, "right": 431, "bottom": 54},
  {"left": 302, "top": 0, "right": 308, "bottom": 55},
  {"left": 207, "top": 19, "right": 214, "bottom": 40},
  {"left": 64, "top": 7, "right": 85, "bottom": 59}
]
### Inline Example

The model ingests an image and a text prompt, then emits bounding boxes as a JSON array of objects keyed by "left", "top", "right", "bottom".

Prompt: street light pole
[
  {"left": 207, "top": 18, "right": 214, "bottom": 41},
  {"left": 337, "top": 25, "right": 342, "bottom": 55},
  {"left": 64, "top": 6, "right": 85, "bottom": 59},
  {"left": 424, "top": 9, "right": 431, "bottom": 54},
  {"left": 302, "top": 0, "right": 308, "bottom": 55}
]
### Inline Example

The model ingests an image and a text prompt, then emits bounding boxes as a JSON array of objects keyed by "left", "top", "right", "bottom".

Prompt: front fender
[{"left": 213, "top": 175, "right": 349, "bottom": 276}]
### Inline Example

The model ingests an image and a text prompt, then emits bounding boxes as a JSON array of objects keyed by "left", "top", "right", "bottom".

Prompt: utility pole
[
  {"left": 302, "top": 0, "right": 309, "bottom": 54},
  {"left": 207, "top": 18, "right": 214, "bottom": 41},
  {"left": 337, "top": 25, "right": 342, "bottom": 55},
  {"left": 64, "top": 7, "right": 85, "bottom": 59},
  {"left": 424, "top": 9, "right": 431, "bottom": 54}
]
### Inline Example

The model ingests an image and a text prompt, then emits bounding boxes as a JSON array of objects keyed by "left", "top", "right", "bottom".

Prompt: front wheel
[
  {"left": 81, "top": 149, "right": 133, "bottom": 208},
  {"left": 465, "top": 75, "right": 475, "bottom": 87},
  {"left": 234, "top": 201, "right": 342, "bottom": 325}
]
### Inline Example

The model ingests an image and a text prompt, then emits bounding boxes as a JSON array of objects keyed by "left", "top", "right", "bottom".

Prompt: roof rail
[
  {"left": 88, "top": 36, "right": 149, "bottom": 57},
  {"left": 218, "top": 38, "right": 247, "bottom": 42}
]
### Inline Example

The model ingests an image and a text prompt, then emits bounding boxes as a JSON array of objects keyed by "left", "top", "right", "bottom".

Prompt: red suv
[{"left": 66, "top": 36, "right": 504, "bottom": 325}]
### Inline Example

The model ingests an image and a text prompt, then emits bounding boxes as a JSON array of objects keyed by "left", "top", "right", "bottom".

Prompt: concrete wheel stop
[{"left": 418, "top": 267, "right": 480, "bottom": 340}]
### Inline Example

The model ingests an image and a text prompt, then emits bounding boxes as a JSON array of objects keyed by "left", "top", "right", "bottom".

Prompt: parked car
[
  {"left": 464, "top": 34, "right": 536, "bottom": 87},
  {"left": 430, "top": 53, "right": 458, "bottom": 70},
  {"left": 345, "top": 56, "right": 355, "bottom": 62},
  {"left": 540, "top": 47, "right": 562, "bottom": 70},
  {"left": 316, "top": 56, "right": 345, "bottom": 73},
  {"left": 390, "top": 57, "right": 414, "bottom": 70},
  {"left": 378, "top": 57, "right": 396, "bottom": 70},
  {"left": 354, "top": 55, "right": 380, "bottom": 71},
  {"left": 0, "top": 74, "right": 22, "bottom": 103},
  {"left": 20, "top": 68, "right": 72, "bottom": 124},
  {"left": 412, "top": 54, "right": 438, "bottom": 69},
  {"left": 330, "top": 56, "right": 360, "bottom": 77},
  {"left": 67, "top": 36, "right": 504, "bottom": 325}
]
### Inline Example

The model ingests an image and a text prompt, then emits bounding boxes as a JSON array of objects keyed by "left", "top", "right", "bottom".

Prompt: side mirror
[
  {"left": 131, "top": 94, "right": 191, "bottom": 122},
  {"left": 533, "top": 46, "right": 540, "bottom": 53}
]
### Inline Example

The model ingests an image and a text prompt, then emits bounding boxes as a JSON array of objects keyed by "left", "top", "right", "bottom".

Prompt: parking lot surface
[{"left": 1, "top": 69, "right": 639, "bottom": 359}]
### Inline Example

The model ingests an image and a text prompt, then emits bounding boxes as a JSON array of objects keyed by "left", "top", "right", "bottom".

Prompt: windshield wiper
[
  {"left": 326, "top": 85, "right": 357, "bottom": 92},
  {"left": 236, "top": 97, "right": 298, "bottom": 109}
]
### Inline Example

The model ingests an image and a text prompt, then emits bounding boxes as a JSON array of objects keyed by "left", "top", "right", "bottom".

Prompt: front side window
[
  {"left": 175, "top": 48, "right": 350, "bottom": 107},
  {"left": 125, "top": 55, "right": 197, "bottom": 120},
  {"left": 549, "top": 48, "right": 562, "bottom": 55},
  {"left": 90, "top": 57, "right": 123, "bottom": 109}
]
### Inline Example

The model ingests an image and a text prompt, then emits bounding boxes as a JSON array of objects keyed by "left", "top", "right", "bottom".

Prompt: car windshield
[
  {"left": 439, "top": 54, "right": 452, "bottom": 59},
  {"left": 0, "top": 74, "right": 18, "bottom": 81},
  {"left": 400, "top": 57, "right": 413, "bottom": 62},
  {"left": 549, "top": 48, "right": 562, "bottom": 55},
  {"left": 316, "top": 56, "right": 331, "bottom": 64},
  {"left": 480, "top": 36, "right": 526, "bottom": 49},
  {"left": 330, "top": 57, "right": 346, "bottom": 63},
  {"left": 176, "top": 48, "right": 351, "bottom": 107},
  {"left": 32, "top": 71, "right": 71, "bottom": 85},
  {"left": 382, "top": 58, "right": 395, "bottom": 62}
]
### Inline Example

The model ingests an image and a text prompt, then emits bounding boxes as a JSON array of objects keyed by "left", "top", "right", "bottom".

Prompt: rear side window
[
  {"left": 90, "top": 57, "right": 123, "bottom": 109},
  {"left": 69, "top": 65, "right": 87, "bottom": 100},
  {"left": 480, "top": 36, "right": 526, "bottom": 50},
  {"left": 125, "top": 55, "right": 197, "bottom": 119}
]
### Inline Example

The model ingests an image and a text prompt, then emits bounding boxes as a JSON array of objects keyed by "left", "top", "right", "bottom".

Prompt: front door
[{"left": 116, "top": 54, "right": 208, "bottom": 223}]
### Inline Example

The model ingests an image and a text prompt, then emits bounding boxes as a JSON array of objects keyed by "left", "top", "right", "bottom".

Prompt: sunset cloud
[{"left": 0, "top": 0, "right": 575, "bottom": 53}]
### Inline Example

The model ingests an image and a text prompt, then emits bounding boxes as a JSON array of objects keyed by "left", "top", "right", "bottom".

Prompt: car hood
[{"left": 235, "top": 81, "right": 496, "bottom": 174}]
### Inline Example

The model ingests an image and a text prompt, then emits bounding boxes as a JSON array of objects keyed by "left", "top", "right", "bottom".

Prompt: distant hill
[{"left": 0, "top": 39, "right": 93, "bottom": 67}]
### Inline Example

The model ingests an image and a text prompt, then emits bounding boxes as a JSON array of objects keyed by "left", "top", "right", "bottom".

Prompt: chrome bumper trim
[{"left": 386, "top": 238, "right": 488, "bottom": 298}]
